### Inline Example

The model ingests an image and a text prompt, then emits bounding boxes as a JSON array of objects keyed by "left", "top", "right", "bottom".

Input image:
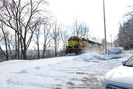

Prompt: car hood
[{"left": 105, "top": 65, "right": 133, "bottom": 85}]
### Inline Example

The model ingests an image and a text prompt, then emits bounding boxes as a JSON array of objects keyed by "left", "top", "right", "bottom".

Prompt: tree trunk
[
  {"left": 23, "top": 46, "right": 27, "bottom": 59},
  {"left": 42, "top": 44, "right": 46, "bottom": 58},
  {"left": 37, "top": 41, "right": 40, "bottom": 59}
]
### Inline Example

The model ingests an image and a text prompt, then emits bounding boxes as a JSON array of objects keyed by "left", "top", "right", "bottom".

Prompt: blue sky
[{"left": 48, "top": 0, "right": 133, "bottom": 42}]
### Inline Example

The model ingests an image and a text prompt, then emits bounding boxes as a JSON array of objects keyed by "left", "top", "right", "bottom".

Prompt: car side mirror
[{"left": 122, "top": 61, "right": 126, "bottom": 65}]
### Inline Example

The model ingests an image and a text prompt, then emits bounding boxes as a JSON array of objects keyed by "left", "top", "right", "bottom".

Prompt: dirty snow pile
[{"left": 0, "top": 52, "right": 132, "bottom": 89}]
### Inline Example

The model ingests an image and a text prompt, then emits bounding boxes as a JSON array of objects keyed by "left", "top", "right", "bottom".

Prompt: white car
[{"left": 99, "top": 55, "right": 133, "bottom": 89}]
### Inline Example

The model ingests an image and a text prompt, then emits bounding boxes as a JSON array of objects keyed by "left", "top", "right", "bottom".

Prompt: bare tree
[
  {"left": 42, "top": 21, "right": 53, "bottom": 58},
  {"left": 0, "top": 0, "right": 48, "bottom": 59},
  {"left": 0, "top": 22, "right": 14, "bottom": 61},
  {"left": 0, "top": 23, "right": 9, "bottom": 60},
  {"left": 51, "top": 20, "right": 61, "bottom": 57},
  {"left": 59, "top": 29, "right": 69, "bottom": 55},
  {"left": 117, "top": 15, "right": 133, "bottom": 49},
  {"left": 72, "top": 18, "right": 90, "bottom": 38},
  {"left": 33, "top": 27, "right": 41, "bottom": 59},
  {"left": 79, "top": 23, "right": 90, "bottom": 39},
  {"left": 73, "top": 18, "right": 79, "bottom": 36}
]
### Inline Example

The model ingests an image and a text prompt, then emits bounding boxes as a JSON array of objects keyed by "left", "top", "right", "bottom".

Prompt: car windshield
[{"left": 124, "top": 56, "right": 133, "bottom": 67}]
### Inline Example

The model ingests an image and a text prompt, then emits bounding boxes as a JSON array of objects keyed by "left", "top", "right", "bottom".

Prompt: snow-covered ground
[{"left": 0, "top": 51, "right": 132, "bottom": 89}]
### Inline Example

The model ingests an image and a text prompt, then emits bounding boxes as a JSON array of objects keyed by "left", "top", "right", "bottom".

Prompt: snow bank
[
  {"left": 72, "top": 53, "right": 126, "bottom": 62},
  {"left": 0, "top": 52, "right": 132, "bottom": 89},
  {"left": 72, "top": 53, "right": 106, "bottom": 62}
]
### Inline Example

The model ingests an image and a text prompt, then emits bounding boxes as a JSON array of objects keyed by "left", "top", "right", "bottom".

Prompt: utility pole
[
  {"left": 110, "top": 34, "right": 113, "bottom": 47},
  {"left": 103, "top": 0, "right": 107, "bottom": 54}
]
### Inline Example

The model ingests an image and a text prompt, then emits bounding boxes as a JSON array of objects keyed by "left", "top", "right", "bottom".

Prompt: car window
[{"left": 124, "top": 56, "right": 133, "bottom": 67}]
